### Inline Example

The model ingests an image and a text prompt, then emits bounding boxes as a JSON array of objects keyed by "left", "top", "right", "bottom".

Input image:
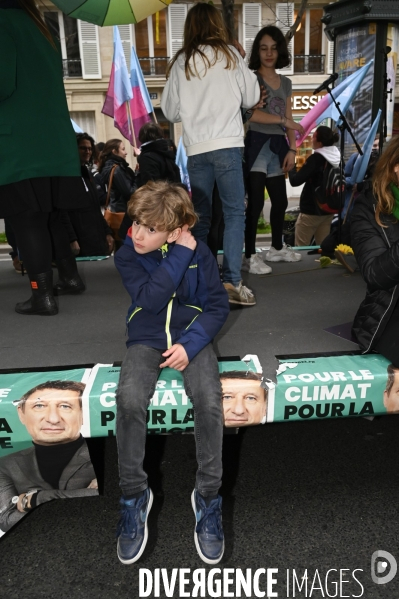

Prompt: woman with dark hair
[
  {"left": 76, "top": 132, "right": 96, "bottom": 168},
  {"left": 351, "top": 136, "right": 399, "bottom": 365},
  {"left": 0, "top": 0, "right": 86, "bottom": 315},
  {"left": 288, "top": 125, "right": 340, "bottom": 247},
  {"left": 161, "top": 2, "right": 261, "bottom": 306},
  {"left": 136, "top": 123, "right": 181, "bottom": 187},
  {"left": 243, "top": 26, "right": 304, "bottom": 275},
  {"left": 98, "top": 139, "right": 137, "bottom": 245}
]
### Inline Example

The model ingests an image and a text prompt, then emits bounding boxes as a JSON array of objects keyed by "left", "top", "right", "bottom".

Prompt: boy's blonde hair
[{"left": 127, "top": 181, "right": 198, "bottom": 231}]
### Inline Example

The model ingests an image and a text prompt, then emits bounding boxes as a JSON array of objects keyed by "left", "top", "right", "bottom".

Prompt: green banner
[
  {"left": 0, "top": 357, "right": 262, "bottom": 459},
  {"left": 271, "top": 354, "right": 393, "bottom": 422},
  {"left": 84, "top": 356, "right": 262, "bottom": 438}
]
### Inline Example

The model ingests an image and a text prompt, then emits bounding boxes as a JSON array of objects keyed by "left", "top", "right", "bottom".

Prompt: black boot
[
  {"left": 54, "top": 256, "right": 85, "bottom": 295},
  {"left": 15, "top": 271, "right": 58, "bottom": 316}
]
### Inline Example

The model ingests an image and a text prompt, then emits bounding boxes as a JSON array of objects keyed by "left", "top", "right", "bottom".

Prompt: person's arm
[
  {"left": 288, "top": 154, "right": 319, "bottom": 187},
  {"left": 172, "top": 246, "right": 230, "bottom": 364},
  {"left": 0, "top": 466, "right": 25, "bottom": 533},
  {"left": 282, "top": 96, "right": 297, "bottom": 172},
  {"left": 234, "top": 50, "right": 261, "bottom": 109},
  {"left": 248, "top": 109, "right": 304, "bottom": 136},
  {"left": 115, "top": 241, "right": 195, "bottom": 314},
  {"left": 161, "top": 69, "right": 181, "bottom": 123},
  {"left": 351, "top": 194, "right": 399, "bottom": 291}
]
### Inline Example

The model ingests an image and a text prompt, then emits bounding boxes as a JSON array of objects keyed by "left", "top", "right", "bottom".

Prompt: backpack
[{"left": 315, "top": 161, "right": 346, "bottom": 214}]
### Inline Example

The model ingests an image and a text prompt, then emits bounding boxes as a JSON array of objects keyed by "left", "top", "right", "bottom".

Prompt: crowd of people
[{"left": 3, "top": 0, "right": 399, "bottom": 575}]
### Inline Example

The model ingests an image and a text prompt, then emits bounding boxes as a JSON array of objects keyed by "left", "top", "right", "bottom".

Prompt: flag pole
[
  {"left": 126, "top": 100, "right": 137, "bottom": 148},
  {"left": 152, "top": 109, "right": 158, "bottom": 124}
]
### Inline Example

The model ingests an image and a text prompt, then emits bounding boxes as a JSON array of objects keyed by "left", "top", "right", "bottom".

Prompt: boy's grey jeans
[{"left": 116, "top": 343, "right": 223, "bottom": 497}]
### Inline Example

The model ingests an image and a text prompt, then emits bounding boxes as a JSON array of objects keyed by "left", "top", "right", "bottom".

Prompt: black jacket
[
  {"left": 351, "top": 183, "right": 399, "bottom": 352},
  {"left": 100, "top": 155, "right": 137, "bottom": 213},
  {"left": 119, "top": 140, "right": 181, "bottom": 241},
  {"left": 288, "top": 153, "right": 326, "bottom": 215},
  {"left": 62, "top": 166, "right": 113, "bottom": 257},
  {"left": 136, "top": 139, "right": 181, "bottom": 187}
]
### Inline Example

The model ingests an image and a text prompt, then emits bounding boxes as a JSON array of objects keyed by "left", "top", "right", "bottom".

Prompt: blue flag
[
  {"left": 351, "top": 110, "right": 382, "bottom": 184},
  {"left": 176, "top": 138, "right": 190, "bottom": 192}
]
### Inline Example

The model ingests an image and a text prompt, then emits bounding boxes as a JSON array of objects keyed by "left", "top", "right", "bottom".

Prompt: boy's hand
[
  {"left": 160, "top": 344, "right": 189, "bottom": 371},
  {"left": 175, "top": 225, "right": 197, "bottom": 250}
]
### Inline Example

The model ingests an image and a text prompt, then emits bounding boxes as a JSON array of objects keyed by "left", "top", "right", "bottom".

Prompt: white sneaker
[
  {"left": 265, "top": 245, "right": 301, "bottom": 263},
  {"left": 242, "top": 254, "right": 272, "bottom": 275},
  {"left": 223, "top": 281, "right": 256, "bottom": 306}
]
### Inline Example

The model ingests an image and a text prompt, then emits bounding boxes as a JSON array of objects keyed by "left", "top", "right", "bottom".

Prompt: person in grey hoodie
[{"left": 289, "top": 126, "right": 341, "bottom": 247}]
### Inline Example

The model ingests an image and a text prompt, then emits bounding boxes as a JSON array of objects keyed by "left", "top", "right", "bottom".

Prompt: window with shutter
[
  {"left": 77, "top": 21, "right": 102, "bottom": 80},
  {"left": 118, "top": 25, "right": 133, "bottom": 70},
  {"left": 168, "top": 4, "right": 188, "bottom": 58},
  {"left": 242, "top": 3, "right": 262, "bottom": 60},
  {"left": 276, "top": 2, "right": 294, "bottom": 75}
]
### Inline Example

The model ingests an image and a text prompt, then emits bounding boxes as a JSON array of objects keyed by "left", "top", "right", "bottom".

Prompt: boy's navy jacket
[{"left": 114, "top": 234, "right": 229, "bottom": 361}]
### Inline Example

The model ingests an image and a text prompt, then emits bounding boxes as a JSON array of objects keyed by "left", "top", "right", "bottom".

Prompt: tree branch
[{"left": 285, "top": 0, "right": 309, "bottom": 42}]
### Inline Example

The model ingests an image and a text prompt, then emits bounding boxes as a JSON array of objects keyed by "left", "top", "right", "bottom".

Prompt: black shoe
[
  {"left": 15, "top": 271, "right": 58, "bottom": 316},
  {"left": 54, "top": 256, "right": 85, "bottom": 295}
]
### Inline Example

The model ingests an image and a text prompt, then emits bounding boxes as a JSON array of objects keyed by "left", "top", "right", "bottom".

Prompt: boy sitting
[{"left": 114, "top": 181, "right": 229, "bottom": 565}]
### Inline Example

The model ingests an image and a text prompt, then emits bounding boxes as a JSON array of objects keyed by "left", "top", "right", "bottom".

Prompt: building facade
[{"left": 41, "top": 1, "right": 398, "bottom": 194}]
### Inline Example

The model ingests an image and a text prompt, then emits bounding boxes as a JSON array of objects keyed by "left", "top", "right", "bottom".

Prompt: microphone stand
[{"left": 320, "top": 81, "right": 363, "bottom": 244}]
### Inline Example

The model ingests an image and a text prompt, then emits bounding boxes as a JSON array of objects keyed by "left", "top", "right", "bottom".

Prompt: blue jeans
[
  {"left": 116, "top": 343, "right": 223, "bottom": 497},
  {"left": 188, "top": 148, "right": 245, "bottom": 286}
]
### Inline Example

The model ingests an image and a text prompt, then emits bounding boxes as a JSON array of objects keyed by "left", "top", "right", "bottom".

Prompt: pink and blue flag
[
  {"left": 102, "top": 27, "right": 134, "bottom": 144},
  {"left": 129, "top": 46, "right": 152, "bottom": 146},
  {"left": 296, "top": 61, "right": 373, "bottom": 147}
]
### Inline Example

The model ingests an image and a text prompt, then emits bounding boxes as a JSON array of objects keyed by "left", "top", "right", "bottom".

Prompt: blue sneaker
[
  {"left": 116, "top": 488, "right": 153, "bottom": 564},
  {"left": 191, "top": 489, "right": 224, "bottom": 564}
]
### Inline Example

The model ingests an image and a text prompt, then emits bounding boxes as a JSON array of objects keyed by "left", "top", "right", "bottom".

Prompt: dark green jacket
[{"left": 0, "top": 9, "right": 80, "bottom": 185}]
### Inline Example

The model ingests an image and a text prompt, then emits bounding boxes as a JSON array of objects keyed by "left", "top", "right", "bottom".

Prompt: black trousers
[{"left": 7, "top": 209, "right": 72, "bottom": 274}]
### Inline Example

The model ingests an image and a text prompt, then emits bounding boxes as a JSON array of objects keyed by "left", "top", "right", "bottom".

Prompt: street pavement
[{"left": 1, "top": 252, "right": 399, "bottom": 598}]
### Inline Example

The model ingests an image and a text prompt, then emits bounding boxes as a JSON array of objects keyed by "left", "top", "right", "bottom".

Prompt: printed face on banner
[
  {"left": 0, "top": 375, "right": 98, "bottom": 538},
  {"left": 17, "top": 389, "right": 83, "bottom": 445},
  {"left": 221, "top": 373, "right": 267, "bottom": 427},
  {"left": 383, "top": 366, "right": 399, "bottom": 414}
]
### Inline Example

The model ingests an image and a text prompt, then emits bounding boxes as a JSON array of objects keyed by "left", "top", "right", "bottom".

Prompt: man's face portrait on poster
[
  {"left": 220, "top": 371, "right": 267, "bottom": 427},
  {"left": 16, "top": 381, "right": 84, "bottom": 445},
  {"left": 383, "top": 364, "right": 399, "bottom": 414}
]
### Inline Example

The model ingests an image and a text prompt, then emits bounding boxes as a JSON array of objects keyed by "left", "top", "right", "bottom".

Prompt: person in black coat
[
  {"left": 351, "top": 136, "right": 399, "bottom": 364},
  {"left": 61, "top": 133, "right": 114, "bottom": 257},
  {"left": 118, "top": 124, "right": 181, "bottom": 240},
  {"left": 136, "top": 123, "right": 181, "bottom": 187},
  {"left": 289, "top": 126, "right": 341, "bottom": 247}
]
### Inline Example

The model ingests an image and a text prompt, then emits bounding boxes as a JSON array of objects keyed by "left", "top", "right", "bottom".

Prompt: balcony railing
[
  {"left": 138, "top": 57, "right": 169, "bottom": 77},
  {"left": 63, "top": 59, "right": 82, "bottom": 78},
  {"left": 294, "top": 55, "right": 325, "bottom": 74}
]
